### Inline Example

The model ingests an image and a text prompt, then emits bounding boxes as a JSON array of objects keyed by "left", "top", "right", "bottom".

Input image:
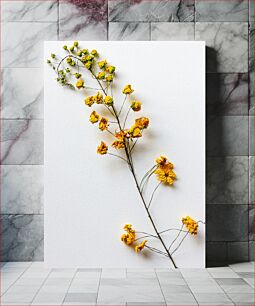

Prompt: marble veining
[
  {"left": 206, "top": 73, "right": 248, "bottom": 116},
  {"left": 2, "top": 22, "right": 58, "bottom": 68},
  {"left": 108, "top": 0, "right": 195, "bottom": 22},
  {"left": 151, "top": 22, "right": 194, "bottom": 40},
  {"left": 1, "top": 68, "right": 43, "bottom": 119},
  {"left": 196, "top": 0, "right": 248, "bottom": 22},
  {"left": 109, "top": 22, "right": 150, "bottom": 41},
  {"left": 1, "top": 0, "right": 58, "bottom": 22},
  {"left": 195, "top": 22, "right": 248, "bottom": 73},
  {"left": 0, "top": 214, "right": 43, "bottom": 261},
  {"left": 1, "top": 119, "right": 43, "bottom": 165},
  {"left": 1, "top": 165, "right": 43, "bottom": 214},
  {"left": 206, "top": 157, "right": 249, "bottom": 205},
  {"left": 59, "top": 0, "right": 107, "bottom": 40}
]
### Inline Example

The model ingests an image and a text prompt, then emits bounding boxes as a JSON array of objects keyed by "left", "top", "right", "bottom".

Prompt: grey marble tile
[
  {"left": 59, "top": 1, "right": 107, "bottom": 40},
  {"left": 109, "top": 22, "right": 150, "bottom": 41},
  {"left": 1, "top": 119, "right": 43, "bottom": 165},
  {"left": 250, "top": 0, "right": 254, "bottom": 21},
  {"left": 207, "top": 73, "right": 248, "bottom": 116},
  {"left": 249, "top": 116, "right": 254, "bottom": 155},
  {"left": 195, "top": 22, "right": 248, "bottom": 73},
  {"left": 249, "top": 204, "right": 254, "bottom": 240},
  {"left": 249, "top": 70, "right": 254, "bottom": 115},
  {"left": 2, "top": 22, "right": 58, "bottom": 68},
  {"left": 227, "top": 242, "right": 249, "bottom": 262},
  {"left": 151, "top": 22, "right": 194, "bottom": 40},
  {"left": 206, "top": 242, "right": 227, "bottom": 267},
  {"left": 206, "top": 116, "right": 248, "bottom": 156},
  {"left": 249, "top": 156, "right": 254, "bottom": 204},
  {"left": 192, "top": 292, "right": 233, "bottom": 305},
  {"left": 108, "top": 0, "right": 195, "bottom": 22},
  {"left": 1, "top": 68, "right": 43, "bottom": 119},
  {"left": 64, "top": 293, "right": 97, "bottom": 303},
  {"left": 207, "top": 205, "right": 248, "bottom": 241},
  {"left": 196, "top": 0, "right": 248, "bottom": 22},
  {"left": 215, "top": 278, "right": 247, "bottom": 286},
  {"left": 0, "top": 214, "right": 43, "bottom": 261},
  {"left": 162, "top": 292, "right": 197, "bottom": 305},
  {"left": 1, "top": 165, "right": 43, "bottom": 214},
  {"left": 206, "top": 156, "right": 248, "bottom": 204},
  {"left": 249, "top": 241, "right": 254, "bottom": 260},
  {"left": 249, "top": 24, "right": 254, "bottom": 72},
  {"left": 1, "top": 0, "right": 58, "bottom": 22},
  {"left": 227, "top": 292, "right": 254, "bottom": 305}
]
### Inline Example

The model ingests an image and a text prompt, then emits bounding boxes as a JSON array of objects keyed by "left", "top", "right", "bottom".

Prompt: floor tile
[
  {"left": 230, "top": 262, "right": 254, "bottom": 272},
  {"left": 193, "top": 292, "right": 234, "bottom": 305},
  {"left": 31, "top": 292, "right": 66, "bottom": 304},
  {"left": 227, "top": 292, "right": 254, "bottom": 305},
  {"left": 64, "top": 292, "right": 97, "bottom": 303}
]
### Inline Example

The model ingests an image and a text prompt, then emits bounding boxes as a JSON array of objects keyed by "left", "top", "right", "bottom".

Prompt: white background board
[{"left": 44, "top": 41, "right": 205, "bottom": 268}]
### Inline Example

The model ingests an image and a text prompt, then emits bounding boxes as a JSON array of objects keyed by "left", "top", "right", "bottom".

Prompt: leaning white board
[{"left": 44, "top": 41, "right": 205, "bottom": 268}]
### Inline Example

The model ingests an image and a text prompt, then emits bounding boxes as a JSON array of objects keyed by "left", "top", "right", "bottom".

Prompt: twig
[
  {"left": 168, "top": 224, "right": 184, "bottom": 251},
  {"left": 171, "top": 232, "right": 189, "bottom": 256},
  {"left": 148, "top": 182, "right": 161, "bottom": 209}
]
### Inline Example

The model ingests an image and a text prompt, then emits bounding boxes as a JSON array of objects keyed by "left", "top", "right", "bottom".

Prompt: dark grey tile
[
  {"left": 206, "top": 156, "right": 248, "bottom": 204},
  {"left": 249, "top": 241, "right": 254, "bottom": 260},
  {"left": 249, "top": 157, "right": 254, "bottom": 205},
  {"left": 108, "top": 0, "right": 195, "bottom": 22},
  {"left": 109, "top": 22, "right": 150, "bottom": 40},
  {"left": 206, "top": 242, "right": 227, "bottom": 266},
  {"left": 249, "top": 204, "right": 254, "bottom": 240},
  {"left": 227, "top": 242, "right": 249, "bottom": 262},
  {"left": 207, "top": 205, "right": 248, "bottom": 241},
  {"left": 1, "top": 165, "right": 43, "bottom": 214},
  {"left": 249, "top": 116, "right": 254, "bottom": 155},
  {"left": 59, "top": 0, "right": 107, "bottom": 40},
  {"left": 0, "top": 119, "right": 43, "bottom": 165},
  {"left": 64, "top": 292, "right": 97, "bottom": 303},
  {"left": 0, "top": 214, "right": 44, "bottom": 261},
  {"left": 151, "top": 22, "right": 194, "bottom": 40},
  {"left": 206, "top": 73, "right": 248, "bottom": 116},
  {"left": 207, "top": 116, "right": 248, "bottom": 156},
  {"left": 195, "top": 22, "right": 248, "bottom": 73},
  {"left": 196, "top": 0, "right": 248, "bottom": 22}
]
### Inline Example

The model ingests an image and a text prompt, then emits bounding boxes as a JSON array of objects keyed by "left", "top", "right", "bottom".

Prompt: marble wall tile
[
  {"left": 207, "top": 204, "right": 248, "bottom": 241},
  {"left": 207, "top": 73, "right": 248, "bottom": 116},
  {"left": 206, "top": 242, "right": 227, "bottom": 267},
  {"left": 1, "top": 165, "right": 43, "bottom": 214},
  {"left": 109, "top": 22, "right": 150, "bottom": 40},
  {"left": 249, "top": 156, "right": 254, "bottom": 205},
  {"left": 151, "top": 22, "right": 194, "bottom": 40},
  {"left": 1, "top": 119, "right": 43, "bottom": 165},
  {"left": 196, "top": 0, "right": 248, "bottom": 22},
  {"left": 249, "top": 24, "right": 254, "bottom": 114},
  {"left": 195, "top": 22, "right": 248, "bottom": 73},
  {"left": 250, "top": 0, "right": 254, "bottom": 21},
  {"left": 0, "top": 214, "right": 43, "bottom": 261},
  {"left": 249, "top": 71, "right": 254, "bottom": 115},
  {"left": 206, "top": 116, "right": 248, "bottom": 156},
  {"left": 249, "top": 205, "right": 254, "bottom": 241},
  {"left": 249, "top": 116, "right": 254, "bottom": 155},
  {"left": 1, "top": 22, "right": 58, "bottom": 68},
  {"left": 59, "top": 0, "right": 107, "bottom": 40},
  {"left": 249, "top": 241, "right": 254, "bottom": 260},
  {"left": 206, "top": 157, "right": 248, "bottom": 205},
  {"left": 1, "top": 0, "right": 58, "bottom": 22},
  {"left": 108, "top": 0, "right": 195, "bottom": 22},
  {"left": 227, "top": 242, "right": 249, "bottom": 262},
  {"left": 1, "top": 68, "right": 43, "bottom": 119}
]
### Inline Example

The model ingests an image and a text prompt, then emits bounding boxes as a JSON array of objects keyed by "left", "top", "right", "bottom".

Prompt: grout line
[
  {"left": 95, "top": 268, "right": 102, "bottom": 305},
  {"left": 154, "top": 268, "right": 167, "bottom": 306},
  {"left": 61, "top": 268, "right": 78, "bottom": 305}
]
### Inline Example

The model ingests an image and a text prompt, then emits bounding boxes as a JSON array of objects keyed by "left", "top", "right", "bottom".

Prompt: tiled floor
[{"left": 1, "top": 262, "right": 254, "bottom": 305}]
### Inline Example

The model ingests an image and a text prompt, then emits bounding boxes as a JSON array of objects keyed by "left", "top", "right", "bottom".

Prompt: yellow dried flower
[
  {"left": 89, "top": 111, "right": 100, "bottom": 124},
  {"left": 135, "top": 117, "right": 149, "bottom": 129},
  {"left": 85, "top": 96, "right": 94, "bottom": 107},
  {"left": 106, "top": 65, "right": 115, "bottom": 74},
  {"left": 135, "top": 240, "right": 147, "bottom": 253},
  {"left": 98, "top": 60, "right": 107, "bottom": 69},
  {"left": 121, "top": 224, "right": 136, "bottom": 245},
  {"left": 76, "top": 79, "right": 84, "bottom": 89},
  {"left": 129, "top": 125, "right": 142, "bottom": 138},
  {"left": 97, "top": 71, "right": 105, "bottom": 80},
  {"left": 131, "top": 101, "right": 142, "bottom": 112},
  {"left": 97, "top": 141, "right": 108, "bottom": 155},
  {"left": 94, "top": 92, "right": 103, "bottom": 104},
  {"left": 99, "top": 117, "right": 108, "bottom": 131},
  {"left": 112, "top": 140, "right": 125, "bottom": 149},
  {"left": 154, "top": 163, "right": 176, "bottom": 185},
  {"left": 122, "top": 84, "right": 134, "bottom": 94},
  {"left": 91, "top": 49, "right": 98, "bottom": 56},
  {"left": 85, "top": 61, "right": 92, "bottom": 70},
  {"left": 104, "top": 96, "right": 113, "bottom": 106},
  {"left": 182, "top": 216, "right": 198, "bottom": 235},
  {"left": 155, "top": 156, "right": 168, "bottom": 165},
  {"left": 106, "top": 74, "right": 113, "bottom": 82}
]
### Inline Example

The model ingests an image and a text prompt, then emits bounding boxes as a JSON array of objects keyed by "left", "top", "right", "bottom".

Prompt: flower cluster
[
  {"left": 154, "top": 156, "right": 176, "bottom": 185},
  {"left": 121, "top": 224, "right": 147, "bottom": 253},
  {"left": 182, "top": 216, "right": 198, "bottom": 235}
]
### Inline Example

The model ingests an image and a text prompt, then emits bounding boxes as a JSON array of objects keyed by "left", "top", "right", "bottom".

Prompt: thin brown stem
[{"left": 148, "top": 182, "right": 161, "bottom": 209}]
